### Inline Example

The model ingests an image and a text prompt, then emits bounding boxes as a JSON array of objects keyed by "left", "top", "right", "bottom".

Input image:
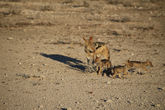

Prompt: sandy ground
[{"left": 0, "top": 0, "right": 165, "bottom": 110}]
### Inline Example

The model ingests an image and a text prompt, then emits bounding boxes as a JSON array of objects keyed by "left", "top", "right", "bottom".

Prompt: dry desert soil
[{"left": 0, "top": 0, "right": 165, "bottom": 110}]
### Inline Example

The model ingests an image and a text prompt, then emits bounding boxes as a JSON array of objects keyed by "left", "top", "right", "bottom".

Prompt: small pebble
[
  {"left": 37, "top": 68, "right": 41, "bottom": 72},
  {"left": 160, "top": 73, "right": 163, "bottom": 75},
  {"left": 94, "top": 100, "right": 99, "bottom": 103},
  {"left": 106, "top": 81, "right": 111, "bottom": 85},
  {"left": 61, "top": 107, "right": 71, "bottom": 110},
  {"left": 18, "top": 62, "right": 22, "bottom": 65},
  {"left": 151, "top": 104, "right": 156, "bottom": 107},
  {"left": 75, "top": 101, "right": 79, "bottom": 104},
  {"left": 156, "top": 104, "right": 160, "bottom": 107},
  {"left": 114, "top": 97, "right": 119, "bottom": 100},
  {"left": 31, "top": 64, "right": 35, "bottom": 66},
  {"left": 4, "top": 73, "right": 8, "bottom": 77},
  {"left": 105, "top": 99, "right": 113, "bottom": 103},
  {"left": 7, "top": 37, "right": 13, "bottom": 40},
  {"left": 43, "top": 64, "right": 47, "bottom": 66},
  {"left": 38, "top": 105, "right": 44, "bottom": 109},
  {"left": 127, "top": 100, "right": 132, "bottom": 104},
  {"left": 157, "top": 87, "right": 164, "bottom": 91},
  {"left": 163, "top": 87, "right": 165, "bottom": 90},
  {"left": 96, "top": 100, "right": 99, "bottom": 103}
]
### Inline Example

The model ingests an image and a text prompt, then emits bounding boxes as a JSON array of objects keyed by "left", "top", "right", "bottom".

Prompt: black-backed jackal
[
  {"left": 111, "top": 65, "right": 128, "bottom": 78},
  {"left": 125, "top": 59, "right": 153, "bottom": 71},
  {"left": 94, "top": 56, "right": 112, "bottom": 76},
  {"left": 83, "top": 36, "right": 110, "bottom": 73},
  {"left": 83, "top": 36, "right": 110, "bottom": 66}
]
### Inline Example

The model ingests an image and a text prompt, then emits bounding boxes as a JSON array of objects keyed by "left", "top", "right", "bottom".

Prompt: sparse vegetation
[
  {"left": 62, "top": 0, "right": 73, "bottom": 4},
  {"left": 40, "top": 5, "right": 54, "bottom": 11}
]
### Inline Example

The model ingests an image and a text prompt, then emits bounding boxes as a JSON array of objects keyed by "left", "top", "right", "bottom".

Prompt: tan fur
[
  {"left": 94, "top": 56, "right": 112, "bottom": 75},
  {"left": 112, "top": 65, "right": 128, "bottom": 78},
  {"left": 126, "top": 59, "right": 153, "bottom": 71},
  {"left": 83, "top": 36, "right": 95, "bottom": 64},
  {"left": 83, "top": 36, "right": 110, "bottom": 65},
  {"left": 94, "top": 45, "right": 110, "bottom": 61}
]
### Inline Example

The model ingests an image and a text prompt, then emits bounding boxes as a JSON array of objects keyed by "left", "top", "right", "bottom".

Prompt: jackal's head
[
  {"left": 125, "top": 60, "right": 133, "bottom": 67},
  {"left": 83, "top": 36, "right": 95, "bottom": 55},
  {"left": 146, "top": 60, "right": 153, "bottom": 67}
]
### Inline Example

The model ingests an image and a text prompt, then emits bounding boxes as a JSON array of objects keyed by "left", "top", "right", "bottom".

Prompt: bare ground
[{"left": 0, "top": 0, "right": 165, "bottom": 110}]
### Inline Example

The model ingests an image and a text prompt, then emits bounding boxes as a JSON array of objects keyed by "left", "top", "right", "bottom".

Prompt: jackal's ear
[
  {"left": 89, "top": 36, "right": 93, "bottom": 42},
  {"left": 83, "top": 37, "right": 87, "bottom": 41},
  {"left": 127, "top": 58, "right": 131, "bottom": 62}
]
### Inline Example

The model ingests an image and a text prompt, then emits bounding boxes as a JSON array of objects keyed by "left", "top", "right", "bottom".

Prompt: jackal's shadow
[{"left": 40, "top": 53, "right": 86, "bottom": 72}]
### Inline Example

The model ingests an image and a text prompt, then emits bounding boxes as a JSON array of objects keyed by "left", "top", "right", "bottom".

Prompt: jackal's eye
[{"left": 89, "top": 50, "right": 93, "bottom": 53}]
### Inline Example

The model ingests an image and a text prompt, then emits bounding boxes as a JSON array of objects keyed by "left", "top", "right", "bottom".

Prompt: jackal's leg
[
  {"left": 102, "top": 67, "right": 107, "bottom": 77},
  {"left": 97, "top": 66, "right": 102, "bottom": 75},
  {"left": 86, "top": 58, "right": 95, "bottom": 72},
  {"left": 88, "top": 65, "right": 95, "bottom": 73},
  {"left": 96, "top": 66, "right": 99, "bottom": 74},
  {"left": 123, "top": 73, "right": 130, "bottom": 79},
  {"left": 112, "top": 74, "right": 116, "bottom": 79},
  {"left": 137, "top": 68, "right": 141, "bottom": 74},
  {"left": 123, "top": 68, "right": 128, "bottom": 75},
  {"left": 87, "top": 58, "right": 90, "bottom": 65},
  {"left": 118, "top": 74, "right": 122, "bottom": 79},
  {"left": 99, "top": 67, "right": 102, "bottom": 75},
  {"left": 142, "top": 66, "right": 148, "bottom": 72},
  {"left": 112, "top": 72, "right": 117, "bottom": 79},
  {"left": 96, "top": 66, "right": 100, "bottom": 75},
  {"left": 123, "top": 68, "right": 129, "bottom": 78}
]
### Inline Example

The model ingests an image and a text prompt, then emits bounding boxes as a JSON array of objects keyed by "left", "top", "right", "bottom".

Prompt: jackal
[
  {"left": 126, "top": 59, "right": 153, "bottom": 71},
  {"left": 111, "top": 65, "right": 128, "bottom": 78},
  {"left": 83, "top": 36, "right": 110, "bottom": 65},
  {"left": 94, "top": 56, "right": 112, "bottom": 76}
]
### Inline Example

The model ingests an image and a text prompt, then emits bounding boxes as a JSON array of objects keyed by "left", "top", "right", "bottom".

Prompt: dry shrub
[
  {"left": 105, "top": 0, "right": 133, "bottom": 7},
  {"left": 106, "top": 0, "right": 123, "bottom": 5},
  {"left": 40, "top": 5, "right": 54, "bottom": 11},
  {"left": 62, "top": 0, "right": 73, "bottom": 4}
]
